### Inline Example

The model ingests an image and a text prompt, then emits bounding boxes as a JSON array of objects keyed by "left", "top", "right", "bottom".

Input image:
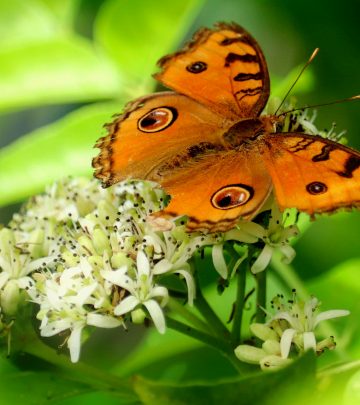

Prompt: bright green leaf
[
  {"left": 0, "top": 102, "right": 122, "bottom": 206},
  {"left": 38, "top": 0, "right": 81, "bottom": 28},
  {"left": 345, "top": 368, "right": 360, "bottom": 405},
  {"left": 94, "top": 0, "right": 204, "bottom": 92},
  {"left": 0, "top": 0, "right": 59, "bottom": 50},
  {"left": 0, "top": 37, "right": 121, "bottom": 113}
]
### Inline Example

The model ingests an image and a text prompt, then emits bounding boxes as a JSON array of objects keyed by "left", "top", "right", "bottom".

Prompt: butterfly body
[{"left": 93, "top": 23, "right": 360, "bottom": 232}]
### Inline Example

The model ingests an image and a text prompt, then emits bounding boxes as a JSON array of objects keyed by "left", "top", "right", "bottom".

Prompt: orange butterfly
[{"left": 93, "top": 23, "right": 360, "bottom": 232}]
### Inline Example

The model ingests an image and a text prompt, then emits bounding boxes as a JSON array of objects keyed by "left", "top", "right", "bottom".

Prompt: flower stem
[
  {"left": 231, "top": 259, "right": 247, "bottom": 345},
  {"left": 167, "top": 297, "right": 209, "bottom": 333},
  {"left": 255, "top": 269, "right": 267, "bottom": 323},
  {"left": 166, "top": 317, "right": 230, "bottom": 353},
  {"left": 194, "top": 272, "right": 231, "bottom": 340},
  {"left": 166, "top": 316, "right": 247, "bottom": 374},
  {"left": 271, "top": 251, "right": 309, "bottom": 299}
]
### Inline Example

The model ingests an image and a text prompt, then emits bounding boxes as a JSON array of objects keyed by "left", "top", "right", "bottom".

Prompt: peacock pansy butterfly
[{"left": 93, "top": 23, "right": 360, "bottom": 232}]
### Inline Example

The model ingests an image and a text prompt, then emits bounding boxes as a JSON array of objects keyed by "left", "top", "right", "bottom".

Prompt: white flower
[
  {"left": 235, "top": 293, "right": 349, "bottom": 370},
  {"left": 269, "top": 295, "right": 349, "bottom": 358},
  {"left": 238, "top": 203, "right": 299, "bottom": 273},
  {"left": 101, "top": 250, "right": 168, "bottom": 334},
  {"left": 27, "top": 256, "right": 123, "bottom": 362}
]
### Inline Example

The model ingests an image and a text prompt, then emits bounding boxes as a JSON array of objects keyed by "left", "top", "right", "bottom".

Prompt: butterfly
[{"left": 93, "top": 22, "right": 360, "bottom": 232}]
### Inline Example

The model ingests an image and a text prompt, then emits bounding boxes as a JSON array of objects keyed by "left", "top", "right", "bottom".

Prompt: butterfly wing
[
  {"left": 152, "top": 150, "right": 272, "bottom": 232},
  {"left": 93, "top": 92, "right": 231, "bottom": 186},
  {"left": 262, "top": 133, "right": 360, "bottom": 214},
  {"left": 155, "top": 22, "right": 269, "bottom": 121}
]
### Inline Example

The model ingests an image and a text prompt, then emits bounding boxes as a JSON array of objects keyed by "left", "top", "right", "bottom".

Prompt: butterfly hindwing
[
  {"left": 153, "top": 150, "right": 272, "bottom": 232},
  {"left": 262, "top": 133, "right": 360, "bottom": 214}
]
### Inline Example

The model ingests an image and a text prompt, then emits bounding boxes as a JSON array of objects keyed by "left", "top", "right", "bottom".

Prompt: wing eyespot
[
  {"left": 186, "top": 61, "right": 207, "bottom": 73},
  {"left": 306, "top": 181, "right": 328, "bottom": 195},
  {"left": 211, "top": 184, "right": 254, "bottom": 210},
  {"left": 138, "top": 107, "right": 178, "bottom": 133}
]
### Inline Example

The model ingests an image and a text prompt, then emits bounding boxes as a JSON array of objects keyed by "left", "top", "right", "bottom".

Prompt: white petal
[
  {"left": 114, "top": 295, "right": 139, "bottom": 315},
  {"left": 238, "top": 221, "right": 266, "bottom": 239},
  {"left": 41, "top": 319, "right": 74, "bottom": 336},
  {"left": 27, "top": 256, "right": 55, "bottom": 273},
  {"left": 251, "top": 244, "right": 273, "bottom": 274},
  {"left": 153, "top": 259, "right": 173, "bottom": 275},
  {"left": 280, "top": 328, "right": 296, "bottom": 359},
  {"left": 271, "top": 312, "right": 296, "bottom": 329},
  {"left": 176, "top": 269, "right": 196, "bottom": 306},
  {"left": 225, "top": 228, "right": 258, "bottom": 244},
  {"left": 87, "top": 313, "right": 122, "bottom": 328},
  {"left": 149, "top": 286, "right": 169, "bottom": 302},
  {"left": 137, "top": 250, "right": 150, "bottom": 277},
  {"left": 143, "top": 299, "right": 166, "bottom": 334},
  {"left": 71, "top": 283, "right": 97, "bottom": 306},
  {"left": 0, "top": 272, "right": 10, "bottom": 289},
  {"left": 46, "top": 287, "right": 62, "bottom": 309},
  {"left": 313, "top": 309, "right": 350, "bottom": 328},
  {"left": 101, "top": 266, "right": 130, "bottom": 287},
  {"left": 303, "top": 331, "right": 317, "bottom": 352},
  {"left": 68, "top": 326, "right": 83, "bottom": 363},
  {"left": 212, "top": 244, "right": 228, "bottom": 279},
  {"left": 16, "top": 276, "right": 34, "bottom": 290},
  {"left": 278, "top": 244, "right": 296, "bottom": 264}
]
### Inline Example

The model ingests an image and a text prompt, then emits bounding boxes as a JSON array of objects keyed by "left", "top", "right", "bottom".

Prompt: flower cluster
[
  {"left": 235, "top": 293, "right": 349, "bottom": 370},
  {"left": 3, "top": 178, "right": 224, "bottom": 361}
]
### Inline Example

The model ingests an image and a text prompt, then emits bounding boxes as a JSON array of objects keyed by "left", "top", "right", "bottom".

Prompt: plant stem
[
  {"left": 167, "top": 297, "right": 209, "bottom": 333},
  {"left": 194, "top": 272, "right": 231, "bottom": 340},
  {"left": 231, "top": 259, "right": 247, "bottom": 345},
  {"left": 271, "top": 251, "right": 310, "bottom": 300},
  {"left": 166, "top": 317, "right": 247, "bottom": 374},
  {"left": 166, "top": 317, "right": 230, "bottom": 353},
  {"left": 255, "top": 269, "right": 267, "bottom": 323}
]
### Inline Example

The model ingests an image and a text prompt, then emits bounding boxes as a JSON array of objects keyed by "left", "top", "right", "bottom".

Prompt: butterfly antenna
[
  {"left": 274, "top": 48, "right": 319, "bottom": 115},
  {"left": 279, "top": 95, "right": 360, "bottom": 117}
]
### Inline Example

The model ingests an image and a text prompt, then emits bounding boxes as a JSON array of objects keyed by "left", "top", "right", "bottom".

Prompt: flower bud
[
  {"left": 93, "top": 228, "right": 111, "bottom": 256},
  {"left": 131, "top": 308, "right": 146, "bottom": 325},
  {"left": 234, "top": 344, "right": 267, "bottom": 364},
  {"left": 1, "top": 280, "right": 20, "bottom": 315},
  {"left": 250, "top": 323, "right": 279, "bottom": 341},
  {"left": 260, "top": 355, "right": 293, "bottom": 370},
  {"left": 262, "top": 339, "right": 281, "bottom": 355}
]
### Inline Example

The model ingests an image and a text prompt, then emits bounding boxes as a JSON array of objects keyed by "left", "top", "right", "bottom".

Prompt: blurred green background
[{"left": 0, "top": 0, "right": 360, "bottom": 403}]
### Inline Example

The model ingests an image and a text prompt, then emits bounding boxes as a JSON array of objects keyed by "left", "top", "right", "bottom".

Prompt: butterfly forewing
[
  {"left": 155, "top": 22, "right": 270, "bottom": 121},
  {"left": 93, "top": 92, "right": 230, "bottom": 187}
]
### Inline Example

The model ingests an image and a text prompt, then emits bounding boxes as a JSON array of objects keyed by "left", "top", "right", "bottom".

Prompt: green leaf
[
  {"left": 38, "top": 0, "right": 81, "bottom": 28},
  {"left": 0, "top": 102, "right": 121, "bottom": 206},
  {"left": 94, "top": 0, "right": 204, "bottom": 91},
  {"left": 0, "top": 0, "right": 59, "bottom": 50},
  {"left": 0, "top": 37, "right": 120, "bottom": 113},
  {"left": 133, "top": 352, "right": 316, "bottom": 405},
  {"left": 0, "top": 370, "right": 91, "bottom": 404},
  {"left": 344, "top": 369, "right": 360, "bottom": 405}
]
